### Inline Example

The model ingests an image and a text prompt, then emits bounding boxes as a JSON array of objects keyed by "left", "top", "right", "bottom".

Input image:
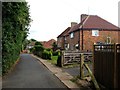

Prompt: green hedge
[
  {"left": 42, "top": 49, "right": 52, "bottom": 60},
  {"left": 2, "top": 2, "right": 31, "bottom": 75},
  {"left": 33, "top": 45, "right": 44, "bottom": 57},
  {"left": 52, "top": 50, "right": 60, "bottom": 56}
]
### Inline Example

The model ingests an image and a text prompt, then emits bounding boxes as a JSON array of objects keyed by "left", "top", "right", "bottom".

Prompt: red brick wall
[
  {"left": 82, "top": 30, "right": 119, "bottom": 51},
  {"left": 69, "top": 31, "right": 79, "bottom": 50},
  {"left": 58, "top": 30, "right": 119, "bottom": 51},
  {"left": 65, "top": 35, "right": 70, "bottom": 44},
  {"left": 57, "top": 37, "right": 64, "bottom": 49}
]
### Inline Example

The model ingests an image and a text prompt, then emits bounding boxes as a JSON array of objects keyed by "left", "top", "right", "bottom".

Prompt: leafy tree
[
  {"left": 30, "top": 38, "right": 37, "bottom": 42},
  {"left": 2, "top": 2, "right": 31, "bottom": 74},
  {"left": 33, "top": 45, "right": 44, "bottom": 57},
  {"left": 35, "top": 41, "right": 43, "bottom": 46},
  {"left": 23, "top": 39, "right": 31, "bottom": 50}
]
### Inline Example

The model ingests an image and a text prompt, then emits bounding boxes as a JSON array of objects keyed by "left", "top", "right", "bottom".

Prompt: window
[
  {"left": 65, "top": 37, "right": 66, "bottom": 40},
  {"left": 92, "top": 30, "right": 99, "bottom": 36},
  {"left": 65, "top": 43, "right": 69, "bottom": 50},
  {"left": 70, "top": 32, "right": 74, "bottom": 38},
  {"left": 75, "top": 44, "right": 79, "bottom": 49},
  {"left": 106, "top": 37, "right": 111, "bottom": 44}
]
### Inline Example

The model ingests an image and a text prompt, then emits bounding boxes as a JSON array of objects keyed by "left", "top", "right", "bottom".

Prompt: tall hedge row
[{"left": 2, "top": 2, "right": 31, "bottom": 74}]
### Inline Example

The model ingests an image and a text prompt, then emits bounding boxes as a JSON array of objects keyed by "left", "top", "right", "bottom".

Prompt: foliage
[
  {"left": 30, "top": 38, "right": 37, "bottom": 42},
  {"left": 23, "top": 39, "right": 31, "bottom": 50},
  {"left": 35, "top": 41, "right": 43, "bottom": 46},
  {"left": 42, "top": 49, "right": 52, "bottom": 60},
  {"left": 52, "top": 50, "right": 60, "bottom": 56},
  {"left": 48, "top": 56, "right": 58, "bottom": 65},
  {"left": 52, "top": 42, "right": 57, "bottom": 51},
  {"left": 29, "top": 47, "right": 35, "bottom": 53},
  {"left": 2, "top": 2, "right": 31, "bottom": 74},
  {"left": 33, "top": 45, "right": 44, "bottom": 56}
]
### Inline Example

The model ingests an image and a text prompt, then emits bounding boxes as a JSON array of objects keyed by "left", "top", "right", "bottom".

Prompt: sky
[{"left": 26, "top": 0, "right": 120, "bottom": 41}]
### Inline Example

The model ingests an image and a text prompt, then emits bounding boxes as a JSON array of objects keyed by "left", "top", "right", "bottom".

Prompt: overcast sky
[{"left": 26, "top": 0, "right": 120, "bottom": 41}]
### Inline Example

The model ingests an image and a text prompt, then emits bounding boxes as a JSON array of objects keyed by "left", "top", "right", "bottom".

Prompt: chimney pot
[
  {"left": 71, "top": 22, "right": 77, "bottom": 27},
  {"left": 81, "top": 14, "right": 88, "bottom": 22}
]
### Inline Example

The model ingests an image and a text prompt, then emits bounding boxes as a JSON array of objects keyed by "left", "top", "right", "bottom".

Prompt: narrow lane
[{"left": 3, "top": 54, "right": 67, "bottom": 88}]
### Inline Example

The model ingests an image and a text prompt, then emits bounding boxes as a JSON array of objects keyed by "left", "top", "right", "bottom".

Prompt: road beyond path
[{"left": 2, "top": 54, "right": 68, "bottom": 88}]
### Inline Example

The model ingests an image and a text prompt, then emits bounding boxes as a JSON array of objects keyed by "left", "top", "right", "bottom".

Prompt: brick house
[
  {"left": 57, "top": 27, "right": 71, "bottom": 50},
  {"left": 41, "top": 39, "right": 56, "bottom": 49},
  {"left": 57, "top": 14, "right": 120, "bottom": 51}
]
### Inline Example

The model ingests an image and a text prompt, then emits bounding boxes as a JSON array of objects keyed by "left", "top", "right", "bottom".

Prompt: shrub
[
  {"left": 34, "top": 45, "right": 44, "bottom": 57},
  {"left": 53, "top": 50, "right": 61, "bottom": 56},
  {"left": 29, "top": 47, "right": 35, "bottom": 53},
  {"left": 35, "top": 41, "right": 43, "bottom": 46},
  {"left": 42, "top": 50, "right": 49, "bottom": 59},
  {"left": 42, "top": 49, "right": 52, "bottom": 60}
]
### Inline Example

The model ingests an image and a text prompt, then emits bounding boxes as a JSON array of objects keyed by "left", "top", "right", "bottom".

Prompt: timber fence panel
[{"left": 94, "top": 44, "right": 120, "bottom": 88}]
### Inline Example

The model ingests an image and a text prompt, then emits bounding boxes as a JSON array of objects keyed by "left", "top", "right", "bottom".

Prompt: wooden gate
[{"left": 61, "top": 51, "right": 92, "bottom": 65}]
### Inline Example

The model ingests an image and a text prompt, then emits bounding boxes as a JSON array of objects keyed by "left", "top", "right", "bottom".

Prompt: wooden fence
[
  {"left": 61, "top": 51, "right": 100, "bottom": 89},
  {"left": 93, "top": 44, "right": 120, "bottom": 88},
  {"left": 61, "top": 51, "right": 92, "bottom": 65}
]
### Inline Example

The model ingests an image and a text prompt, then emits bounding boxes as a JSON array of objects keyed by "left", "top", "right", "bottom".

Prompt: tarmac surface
[
  {"left": 2, "top": 54, "right": 68, "bottom": 88},
  {"left": 63, "top": 64, "right": 93, "bottom": 77}
]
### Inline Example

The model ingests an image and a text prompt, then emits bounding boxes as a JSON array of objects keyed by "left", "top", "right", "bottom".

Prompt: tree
[
  {"left": 35, "top": 41, "right": 43, "bottom": 46},
  {"left": 2, "top": 2, "right": 31, "bottom": 74},
  {"left": 30, "top": 38, "right": 37, "bottom": 42},
  {"left": 23, "top": 39, "right": 31, "bottom": 50},
  {"left": 52, "top": 42, "right": 57, "bottom": 51}
]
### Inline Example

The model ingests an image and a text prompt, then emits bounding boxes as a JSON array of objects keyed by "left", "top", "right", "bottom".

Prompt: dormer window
[{"left": 70, "top": 32, "right": 74, "bottom": 38}]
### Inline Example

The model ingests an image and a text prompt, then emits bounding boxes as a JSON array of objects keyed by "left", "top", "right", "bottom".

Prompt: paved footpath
[{"left": 2, "top": 54, "right": 68, "bottom": 88}]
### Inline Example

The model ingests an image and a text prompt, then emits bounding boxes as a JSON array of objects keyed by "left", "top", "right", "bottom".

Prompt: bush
[
  {"left": 42, "top": 49, "right": 52, "bottom": 60},
  {"left": 52, "top": 50, "right": 61, "bottom": 56},
  {"left": 29, "top": 47, "right": 35, "bottom": 53},
  {"left": 35, "top": 41, "right": 43, "bottom": 46},
  {"left": 34, "top": 45, "right": 44, "bottom": 57}
]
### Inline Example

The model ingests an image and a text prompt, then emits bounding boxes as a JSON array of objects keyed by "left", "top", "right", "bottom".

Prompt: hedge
[{"left": 2, "top": 2, "right": 31, "bottom": 75}]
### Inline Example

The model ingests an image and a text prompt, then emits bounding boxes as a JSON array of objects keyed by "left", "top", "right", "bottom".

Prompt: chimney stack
[
  {"left": 71, "top": 22, "right": 77, "bottom": 27},
  {"left": 81, "top": 14, "right": 88, "bottom": 22}
]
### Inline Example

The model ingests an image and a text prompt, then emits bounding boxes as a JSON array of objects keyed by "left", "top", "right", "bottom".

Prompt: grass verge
[{"left": 48, "top": 56, "right": 58, "bottom": 65}]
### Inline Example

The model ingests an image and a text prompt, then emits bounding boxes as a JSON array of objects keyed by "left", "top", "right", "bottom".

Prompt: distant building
[{"left": 41, "top": 39, "right": 56, "bottom": 49}]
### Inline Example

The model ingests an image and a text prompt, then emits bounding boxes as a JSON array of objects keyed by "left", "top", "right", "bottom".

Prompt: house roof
[
  {"left": 57, "top": 27, "right": 71, "bottom": 38},
  {"left": 41, "top": 39, "right": 56, "bottom": 49},
  {"left": 69, "top": 15, "right": 119, "bottom": 33}
]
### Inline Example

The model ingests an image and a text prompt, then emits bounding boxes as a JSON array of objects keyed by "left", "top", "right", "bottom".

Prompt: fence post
[
  {"left": 93, "top": 43, "right": 95, "bottom": 75},
  {"left": 80, "top": 53, "right": 84, "bottom": 79},
  {"left": 114, "top": 43, "right": 117, "bottom": 88},
  {"left": 61, "top": 51, "right": 64, "bottom": 67}
]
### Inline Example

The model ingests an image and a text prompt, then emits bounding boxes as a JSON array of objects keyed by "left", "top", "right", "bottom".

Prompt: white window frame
[
  {"left": 92, "top": 30, "right": 99, "bottom": 36},
  {"left": 70, "top": 32, "right": 74, "bottom": 38}
]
